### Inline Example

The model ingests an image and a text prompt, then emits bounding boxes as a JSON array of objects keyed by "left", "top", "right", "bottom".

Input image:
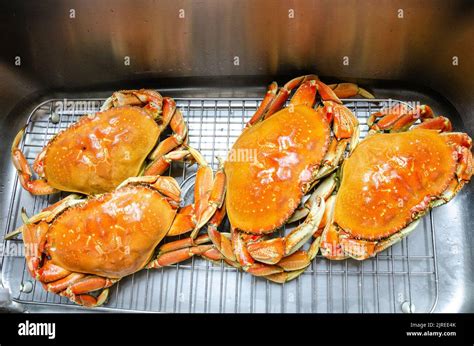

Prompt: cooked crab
[
  {"left": 12, "top": 89, "right": 188, "bottom": 195},
  {"left": 5, "top": 168, "right": 227, "bottom": 307},
  {"left": 7, "top": 140, "right": 229, "bottom": 307},
  {"left": 197, "top": 75, "right": 372, "bottom": 282},
  {"left": 314, "top": 103, "right": 473, "bottom": 260}
]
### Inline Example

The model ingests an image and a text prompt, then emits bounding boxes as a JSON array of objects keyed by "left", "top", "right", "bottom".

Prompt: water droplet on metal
[
  {"left": 401, "top": 301, "right": 415, "bottom": 313},
  {"left": 50, "top": 112, "right": 60, "bottom": 124},
  {"left": 20, "top": 281, "right": 33, "bottom": 293}
]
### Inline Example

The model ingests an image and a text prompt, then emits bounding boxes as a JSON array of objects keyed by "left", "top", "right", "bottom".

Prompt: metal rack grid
[{"left": 1, "top": 97, "right": 439, "bottom": 313}]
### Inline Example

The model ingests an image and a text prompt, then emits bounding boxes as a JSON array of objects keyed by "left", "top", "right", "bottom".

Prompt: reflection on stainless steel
[{"left": 0, "top": 0, "right": 472, "bottom": 312}]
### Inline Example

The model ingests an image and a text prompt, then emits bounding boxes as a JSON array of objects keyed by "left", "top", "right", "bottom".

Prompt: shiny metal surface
[{"left": 0, "top": 0, "right": 472, "bottom": 312}]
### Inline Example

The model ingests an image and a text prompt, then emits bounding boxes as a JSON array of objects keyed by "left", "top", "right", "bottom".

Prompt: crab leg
[
  {"left": 117, "top": 175, "right": 181, "bottom": 207},
  {"left": 314, "top": 139, "right": 349, "bottom": 180},
  {"left": 369, "top": 104, "right": 434, "bottom": 132},
  {"left": 11, "top": 128, "right": 58, "bottom": 195},
  {"left": 328, "top": 102, "right": 359, "bottom": 139},
  {"left": 67, "top": 276, "right": 116, "bottom": 295},
  {"left": 197, "top": 247, "right": 241, "bottom": 268},
  {"left": 148, "top": 102, "right": 189, "bottom": 161},
  {"left": 246, "top": 237, "right": 285, "bottom": 265},
  {"left": 290, "top": 80, "right": 318, "bottom": 108},
  {"left": 413, "top": 116, "right": 452, "bottom": 131},
  {"left": 442, "top": 132, "right": 472, "bottom": 149},
  {"left": 290, "top": 78, "right": 355, "bottom": 109},
  {"left": 262, "top": 237, "right": 321, "bottom": 283},
  {"left": 167, "top": 205, "right": 195, "bottom": 236},
  {"left": 367, "top": 103, "right": 408, "bottom": 127},
  {"left": 437, "top": 133, "right": 473, "bottom": 188},
  {"left": 166, "top": 186, "right": 224, "bottom": 238},
  {"left": 150, "top": 176, "right": 182, "bottom": 203},
  {"left": 264, "top": 269, "right": 307, "bottom": 284},
  {"left": 159, "top": 234, "right": 211, "bottom": 253},
  {"left": 165, "top": 211, "right": 237, "bottom": 268},
  {"left": 158, "top": 208, "right": 239, "bottom": 267},
  {"left": 283, "top": 197, "right": 326, "bottom": 256},
  {"left": 38, "top": 260, "right": 71, "bottom": 283},
  {"left": 246, "top": 82, "right": 278, "bottom": 127},
  {"left": 205, "top": 205, "right": 236, "bottom": 261},
  {"left": 319, "top": 192, "right": 348, "bottom": 260},
  {"left": 325, "top": 220, "right": 421, "bottom": 261},
  {"left": 147, "top": 147, "right": 226, "bottom": 239},
  {"left": 22, "top": 222, "right": 49, "bottom": 278},
  {"left": 255, "top": 76, "right": 371, "bottom": 124},
  {"left": 339, "top": 237, "right": 377, "bottom": 260},
  {"left": 146, "top": 244, "right": 215, "bottom": 269},
  {"left": 158, "top": 97, "right": 177, "bottom": 131},
  {"left": 452, "top": 143, "right": 473, "bottom": 182},
  {"left": 191, "top": 165, "right": 226, "bottom": 237},
  {"left": 231, "top": 197, "right": 325, "bottom": 279},
  {"left": 291, "top": 80, "right": 373, "bottom": 107},
  {"left": 62, "top": 289, "right": 110, "bottom": 308},
  {"left": 4, "top": 195, "right": 83, "bottom": 241},
  {"left": 44, "top": 273, "right": 86, "bottom": 293},
  {"left": 187, "top": 147, "right": 226, "bottom": 239},
  {"left": 143, "top": 149, "right": 191, "bottom": 176},
  {"left": 317, "top": 192, "right": 382, "bottom": 260},
  {"left": 139, "top": 90, "right": 166, "bottom": 119},
  {"left": 263, "top": 75, "right": 319, "bottom": 120},
  {"left": 320, "top": 225, "right": 347, "bottom": 260},
  {"left": 328, "top": 83, "right": 375, "bottom": 99},
  {"left": 288, "top": 173, "right": 337, "bottom": 223},
  {"left": 158, "top": 242, "right": 237, "bottom": 268},
  {"left": 311, "top": 103, "right": 359, "bottom": 180},
  {"left": 102, "top": 89, "right": 164, "bottom": 120},
  {"left": 24, "top": 222, "right": 116, "bottom": 307},
  {"left": 232, "top": 228, "right": 283, "bottom": 276}
]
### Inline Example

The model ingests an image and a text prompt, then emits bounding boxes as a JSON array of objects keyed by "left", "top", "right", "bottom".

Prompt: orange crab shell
[
  {"left": 334, "top": 129, "right": 458, "bottom": 240},
  {"left": 45, "top": 184, "right": 177, "bottom": 278},
  {"left": 42, "top": 106, "right": 160, "bottom": 194},
  {"left": 225, "top": 105, "right": 330, "bottom": 234}
]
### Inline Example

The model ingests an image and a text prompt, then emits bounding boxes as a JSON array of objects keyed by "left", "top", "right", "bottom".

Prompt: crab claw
[
  {"left": 413, "top": 116, "right": 452, "bottom": 132},
  {"left": 290, "top": 80, "right": 318, "bottom": 108},
  {"left": 290, "top": 79, "right": 342, "bottom": 106},
  {"left": 247, "top": 238, "right": 285, "bottom": 265},
  {"left": 61, "top": 287, "right": 110, "bottom": 308},
  {"left": 315, "top": 80, "right": 342, "bottom": 104},
  {"left": 370, "top": 104, "right": 435, "bottom": 132},
  {"left": 264, "top": 269, "right": 306, "bottom": 283},
  {"left": 263, "top": 75, "right": 319, "bottom": 119},
  {"left": 22, "top": 222, "right": 49, "bottom": 278},
  {"left": 11, "top": 128, "right": 58, "bottom": 195},
  {"left": 246, "top": 82, "right": 278, "bottom": 127},
  {"left": 143, "top": 149, "right": 191, "bottom": 176},
  {"left": 330, "top": 104, "right": 359, "bottom": 139},
  {"left": 189, "top": 148, "right": 226, "bottom": 239},
  {"left": 368, "top": 103, "right": 408, "bottom": 128},
  {"left": 328, "top": 83, "right": 375, "bottom": 99},
  {"left": 206, "top": 205, "right": 235, "bottom": 261},
  {"left": 101, "top": 89, "right": 163, "bottom": 120}
]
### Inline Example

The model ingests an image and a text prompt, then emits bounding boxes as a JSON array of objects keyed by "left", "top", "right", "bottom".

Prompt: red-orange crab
[
  {"left": 315, "top": 104, "right": 473, "bottom": 260},
  {"left": 5, "top": 169, "right": 224, "bottom": 307},
  {"left": 200, "top": 75, "right": 372, "bottom": 282},
  {"left": 12, "top": 89, "right": 188, "bottom": 195}
]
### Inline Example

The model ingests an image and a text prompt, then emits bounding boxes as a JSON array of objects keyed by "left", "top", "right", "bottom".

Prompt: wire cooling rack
[{"left": 1, "top": 97, "right": 438, "bottom": 312}]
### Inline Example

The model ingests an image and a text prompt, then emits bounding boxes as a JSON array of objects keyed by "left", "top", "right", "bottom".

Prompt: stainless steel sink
[{"left": 0, "top": 0, "right": 472, "bottom": 313}]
